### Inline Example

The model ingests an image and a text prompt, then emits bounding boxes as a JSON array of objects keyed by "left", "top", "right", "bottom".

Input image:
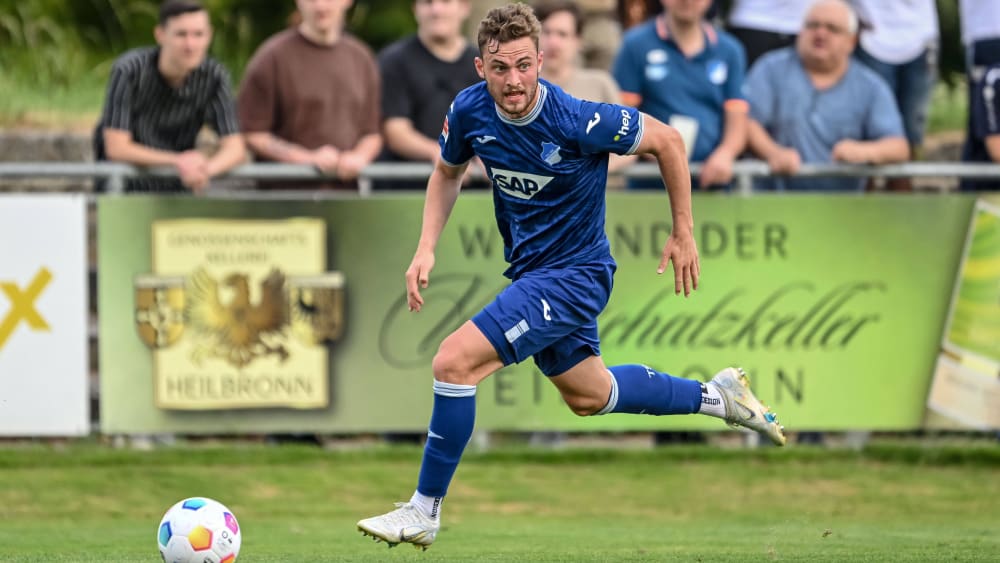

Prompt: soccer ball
[{"left": 157, "top": 497, "right": 241, "bottom": 563}]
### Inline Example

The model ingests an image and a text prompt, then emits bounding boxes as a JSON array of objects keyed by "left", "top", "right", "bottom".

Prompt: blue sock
[
  {"left": 596, "top": 364, "right": 702, "bottom": 415},
  {"left": 416, "top": 380, "right": 476, "bottom": 498}
]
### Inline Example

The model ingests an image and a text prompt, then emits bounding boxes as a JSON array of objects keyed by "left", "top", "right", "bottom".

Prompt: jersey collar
[{"left": 495, "top": 82, "right": 548, "bottom": 126}]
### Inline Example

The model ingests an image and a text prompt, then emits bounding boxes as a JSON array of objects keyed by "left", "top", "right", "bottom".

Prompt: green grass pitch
[{"left": 0, "top": 442, "right": 998, "bottom": 561}]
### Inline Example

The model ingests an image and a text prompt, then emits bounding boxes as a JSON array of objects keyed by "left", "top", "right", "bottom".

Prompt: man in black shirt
[
  {"left": 94, "top": 0, "right": 244, "bottom": 193},
  {"left": 377, "top": 0, "right": 483, "bottom": 190}
]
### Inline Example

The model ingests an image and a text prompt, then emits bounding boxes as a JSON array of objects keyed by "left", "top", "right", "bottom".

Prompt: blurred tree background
[{"left": 0, "top": 0, "right": 417, "bottom": 90}]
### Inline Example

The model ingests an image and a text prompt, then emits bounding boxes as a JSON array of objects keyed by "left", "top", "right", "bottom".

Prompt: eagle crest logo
[{"left": 185, "top": 268, "right": 289, "bottom": 368}]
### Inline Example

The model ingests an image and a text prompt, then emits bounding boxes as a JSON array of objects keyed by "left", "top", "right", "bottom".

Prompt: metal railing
[{"left": 2, "top": 160, "right": 1000, "bottom": 195}]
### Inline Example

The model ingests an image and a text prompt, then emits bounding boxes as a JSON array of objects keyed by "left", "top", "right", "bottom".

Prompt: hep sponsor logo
[
  {"left": 490, "top": 167, "right": 554, "bottom": 199},
  {"left": 614, "top": 109, "right": 632, "bottom": 141}
]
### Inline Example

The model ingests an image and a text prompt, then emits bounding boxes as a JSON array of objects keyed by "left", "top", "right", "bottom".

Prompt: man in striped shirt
[{"left": 93, "top": 0, "right": 245, "bottom": 193}]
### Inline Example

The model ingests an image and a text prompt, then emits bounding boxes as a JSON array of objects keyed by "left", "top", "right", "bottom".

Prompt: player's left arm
[{"left": 634, "top": 114, "right": 699, "bottom": 297}]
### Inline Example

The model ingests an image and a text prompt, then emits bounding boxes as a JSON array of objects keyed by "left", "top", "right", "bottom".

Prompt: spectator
[
  {"left": 618, "top": 0, "right": 659, "bottom": 30},
  {"left": 725, "top": 0, "right": 812, "bottom": 68},
  {"left": 744, "top": 0, "right": 908, "bottom": 191},
  {"left": 536, "top": 0, "right": 634, "bottom": 177},
  {"left": 960, "top": 62, "right": 1000, "bottom": 191},
  {"left": 961, "top": 0, "right": 1000, "bottom": 190},
  {"left": 852, "top": 0, "right": 938, "bottom": 192},
  {"left": 238, "top": 0, "right": 381, "bottom": 191},
  {"left": 378, "top": 0, "right": 480, "bottom": 190},
  {"left": 93, "top": 0, "right": 244, "bottom": 193},
  {"left": 961, "top": 0, "right": 1000, "bottom": 69},
  {"left": 613, "top": 0, "right": 748, "bottom": 189},
  {"left": 538, "top": 0, "right": 620, "bottom": 101}
]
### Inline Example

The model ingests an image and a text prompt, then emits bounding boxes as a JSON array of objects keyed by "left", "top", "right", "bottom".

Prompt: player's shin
[
  {"left": 594, "top": 364, "right": 704, "bottom": 416},
  {"left": 413, "top": 380, "right": 476, "bottom": 520}
]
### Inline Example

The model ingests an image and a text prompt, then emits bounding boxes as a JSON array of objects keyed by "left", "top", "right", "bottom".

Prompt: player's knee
[
  {"left": 431, "top": 342, "right": 477, "bottom": 386},
  {"left": 563, "top": 394, "right": 606, "bottom": 417}
]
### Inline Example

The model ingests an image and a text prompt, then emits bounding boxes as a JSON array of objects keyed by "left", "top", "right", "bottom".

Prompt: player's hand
[
  {"left": 699, "top": 150, "right": 734, "bottom": 189},
  {"left": 336, "top": 151, "right": 368, "bottom": 181},
  {"left": 767, "top": 146, "right": 801, "bottom": 175},
  {"left": 657, "top": 230, "right": 699, "bottom": 297},
  {"left": 405, "top": 250, "right": 436, "bottom": 312},
  {"left": 831, "top": 140, "right": 869, "bottom": 163},
  {"left": 175, "top": 151, "right": 209, "bottom": 193},
  {"left": 312, "top": 145, "right": 341, "bottom": 174}
]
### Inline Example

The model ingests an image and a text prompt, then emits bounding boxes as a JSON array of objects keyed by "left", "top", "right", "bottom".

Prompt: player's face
[
  {"left": 475, "top": 36, "right": 543, "bottom": 119},
  {"left": 661, "top": 0, "right": 710, "bottom": 25},
  {"left": 414, "top": 0, "right": 469, "bottom": 42},
  {"left": 540, "top": 11, "right": 579, "bottom": 71},
  {"left": 297, "top": 0, "right": 352, "bottom": 35},
  {"left": 155, "top": 11, "right": 212, "bottom": 74},
  {"left": 797, "top": 1, "right": 855, "bottom": 70}
]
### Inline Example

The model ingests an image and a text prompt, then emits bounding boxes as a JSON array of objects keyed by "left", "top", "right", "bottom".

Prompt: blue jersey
[{"left": 440, "top": 79, "right": 645, "bottom": 279}]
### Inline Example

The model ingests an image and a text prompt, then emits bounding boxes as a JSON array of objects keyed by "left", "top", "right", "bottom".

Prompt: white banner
[{"left": 0, "top": 195, "right": 89, "bottom": 435}]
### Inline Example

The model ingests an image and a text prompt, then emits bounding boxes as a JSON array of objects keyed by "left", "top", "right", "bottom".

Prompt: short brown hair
[
  {"left": 532, "top": 0, "right": 583, "bottom": 36},
  {"left": 477, "top": 3, "right": 542, "bottom": 55},
  {"left": 159, "top": 0, "right": 205, "bottom": 26}
]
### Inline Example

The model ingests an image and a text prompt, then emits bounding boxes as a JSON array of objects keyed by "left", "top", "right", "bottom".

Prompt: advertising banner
[
  {"left": 99, "top": 194, "right": 973, "bottom": 433},
  {"left": 0, "top": 195, "right": 89, "bottom": 436},
  {"left": 928, "top": 199, "right": 1000, "bottom": 429}
]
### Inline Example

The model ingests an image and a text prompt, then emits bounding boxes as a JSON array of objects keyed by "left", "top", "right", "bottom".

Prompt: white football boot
[
  {"left": 357, "top": 502, "right": 439, "bottom": 551},
  {"left": 709, "top": 367, "right": 787, "bottom": 446}
]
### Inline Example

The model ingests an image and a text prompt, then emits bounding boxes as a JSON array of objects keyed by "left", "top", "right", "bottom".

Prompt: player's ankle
[{"left": 410, "top": 491, "right": 443, "bottom": 521}]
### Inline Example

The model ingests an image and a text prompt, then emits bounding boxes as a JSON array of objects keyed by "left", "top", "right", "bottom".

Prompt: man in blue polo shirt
[
  {"left": 613, "top": 0, "right": 748, "bottom": 189},
  {"left": 744, "top": 0, "right": 908, "bottom": 192}
]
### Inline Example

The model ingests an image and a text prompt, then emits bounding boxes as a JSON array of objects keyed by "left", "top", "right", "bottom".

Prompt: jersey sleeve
[
  {"left": 576, "top": 101, "right": 645, "bottom": 156},
  {"left": 972, "top": 66, "right": 1000, "bottom": 138},
  {"left": 439, "top": 99, "right": 474, "bottom": 166}
]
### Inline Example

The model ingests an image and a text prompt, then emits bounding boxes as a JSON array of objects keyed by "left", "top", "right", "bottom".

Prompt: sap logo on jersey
[
  {"left": 614, "top": 110, "right": 632, "bottom": 141},
  {"left": 490, "top": 168, "right": 553, "bottom": 199}
]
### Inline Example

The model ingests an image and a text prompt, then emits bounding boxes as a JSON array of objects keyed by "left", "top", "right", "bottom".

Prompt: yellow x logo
[{"left": 0, "top": 267, "right": 52, "bottom": 349}]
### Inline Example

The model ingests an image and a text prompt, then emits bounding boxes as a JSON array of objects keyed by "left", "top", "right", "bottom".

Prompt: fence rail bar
[{"left": 2, "top": 161, "right": 1000, "bottom": 196}]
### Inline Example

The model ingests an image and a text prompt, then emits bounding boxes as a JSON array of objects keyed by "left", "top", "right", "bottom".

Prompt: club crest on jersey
[
  {"left": 490, "top": 167, "right": 554, "bottom": 200},
  {"left": 540, "top": 142, "right": 562, "bottom": 165}
]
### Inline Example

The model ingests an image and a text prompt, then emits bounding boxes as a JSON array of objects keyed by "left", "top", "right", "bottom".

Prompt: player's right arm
[
  {"left": 406, "top": 158, "right": 468, "bottom": 312},
  {"left": 406, "top": 96, "right": 476, "bottom": 312}
]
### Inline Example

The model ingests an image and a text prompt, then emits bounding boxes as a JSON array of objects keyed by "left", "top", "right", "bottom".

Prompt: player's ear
[
  {"left": 475, "top": 56, "right": 485, "bottom": 79},
  {"left": 537, "top": 50, "right": 543, "bottom": 73}
]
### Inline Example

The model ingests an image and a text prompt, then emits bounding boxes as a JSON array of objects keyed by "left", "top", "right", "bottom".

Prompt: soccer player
[{"left": 357, "top": 3, "right": 785, "bottom": 550}]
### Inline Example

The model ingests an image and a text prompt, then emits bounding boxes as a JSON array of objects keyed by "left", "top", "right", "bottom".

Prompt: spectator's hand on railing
[
  {"left": 336, "top": 151, "right": 369, "bottom": 181},
  {"left": 312, "top": 145, "right": 341, "bottom": 175},
  {"left": 175, "top": 150, "right": 209, "bottom": 193},
  {"left": 831, "top": 140, "right": 870, "bottom": 164},
  {"left": 767, "top": 147, "right": 801, "bottom": 175},
  {"left": 700, "top": 150, "right": 735, "bottom": 188}
]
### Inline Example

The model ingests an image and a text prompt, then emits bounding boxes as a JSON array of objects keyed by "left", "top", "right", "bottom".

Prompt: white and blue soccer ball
[{"left": 157, "top": 497, "right": 242, "bottom": 563}]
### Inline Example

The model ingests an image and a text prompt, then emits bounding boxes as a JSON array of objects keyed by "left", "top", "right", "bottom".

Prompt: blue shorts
[{"left": 472, "top": 261, "right": 615, "bottom": 376}]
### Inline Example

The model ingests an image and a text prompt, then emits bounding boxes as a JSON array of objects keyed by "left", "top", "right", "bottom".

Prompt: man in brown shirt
[{"left": 238, "top": 0, "right": 382, "bottom": 190}]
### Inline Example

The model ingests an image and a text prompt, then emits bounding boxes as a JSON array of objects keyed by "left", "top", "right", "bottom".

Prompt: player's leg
[
  {"left": 539, "top": 335, "right": 786, "bottom": 444},
  {"left": 357, "top": 321, "right": 501, "bottom": 549}
]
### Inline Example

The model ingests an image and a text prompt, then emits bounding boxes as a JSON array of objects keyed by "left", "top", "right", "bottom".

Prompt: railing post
[
  {"left": 106, "top": 170, "right": 125, "bottom": 194},
  {"left": 358, "top": 176, "right": 373, "bottom": 198},
  {"left": 735, "top": 169, "right": 753, "bottom": 195}
]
